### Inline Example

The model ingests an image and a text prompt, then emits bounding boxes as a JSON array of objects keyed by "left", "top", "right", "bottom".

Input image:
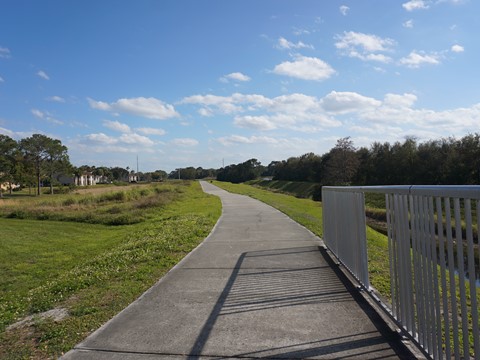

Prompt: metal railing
[{"left": 322, "top": 186, "right": 480, "bottom": 360}]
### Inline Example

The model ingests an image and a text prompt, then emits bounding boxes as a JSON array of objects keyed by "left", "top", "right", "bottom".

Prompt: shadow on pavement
[{"left": 188, "top": 246, "right": 414, "bottom": 359}]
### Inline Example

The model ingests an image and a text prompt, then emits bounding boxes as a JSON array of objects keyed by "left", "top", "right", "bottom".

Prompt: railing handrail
[
  {"left": 322, "top": 185, "right": 480, "bottom": 359},
  {"left": 323, "top": 185, "right": 480, "bottom": 199}
]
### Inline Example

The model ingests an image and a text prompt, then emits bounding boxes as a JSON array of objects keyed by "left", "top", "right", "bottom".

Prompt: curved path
[{"left": 63, "top": 181, "right": 417, "bottom": 359}]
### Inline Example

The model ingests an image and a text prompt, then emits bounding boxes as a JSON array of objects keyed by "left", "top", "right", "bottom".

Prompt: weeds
[{"left": 0, "top": 181, "right": 221, "bottom": 359}]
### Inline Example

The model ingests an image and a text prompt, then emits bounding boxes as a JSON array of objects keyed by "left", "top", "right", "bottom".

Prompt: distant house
[
  {"left": 0, "top": 181, "right": 20, "bottom": 192},
  {"left": 74, "top": 172, "right": 109, "bottom": 186},
  {"left": 128, "top": 173, "right": 138, "bottom": 182}
]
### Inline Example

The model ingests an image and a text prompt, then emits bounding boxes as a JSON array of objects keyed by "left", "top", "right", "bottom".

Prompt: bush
[{"left": 312, "top": 184, "right": 323, "bottom": 201}]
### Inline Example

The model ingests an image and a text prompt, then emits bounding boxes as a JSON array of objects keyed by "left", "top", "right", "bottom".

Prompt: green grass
[
  {"left": 0, "top": 181, "right": 221, "bottom": 359},
  {"left": 0, "top": 184, "right": 181, "bottom": 225},
  {"left": 247, "top": 179, "right": 318, "bottom": 199}
]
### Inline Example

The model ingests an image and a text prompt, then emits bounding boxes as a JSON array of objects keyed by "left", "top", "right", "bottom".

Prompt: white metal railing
[{"left": 322, "top": 185, "right": 480, "bottom": 360}]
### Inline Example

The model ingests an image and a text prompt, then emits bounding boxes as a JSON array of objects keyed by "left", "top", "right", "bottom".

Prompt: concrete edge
[{"left": 61, "top": 183, "right": 225, "bottom": 359}]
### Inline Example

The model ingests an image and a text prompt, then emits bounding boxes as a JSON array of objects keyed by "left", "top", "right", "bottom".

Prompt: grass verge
[{"left": 0, "top": 181, "right": 221, "bottom": 359}]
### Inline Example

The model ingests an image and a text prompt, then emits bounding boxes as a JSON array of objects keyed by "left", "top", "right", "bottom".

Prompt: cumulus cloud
[
  {"left": 171, "top": 138, "right": 199, "bottom": 147},
  {"left": 217, "top": 135, "right": 279, "bottom": 146},
  {"left": 88, "top": 97, "right": 179, "bottom": 119},
  {"left": 403, "top": 19, "right": 414, "bottom": 28},
  {"left": 103, "top": 119, "right": 131, "bottom": 133},
  {"left": 451, "top": 44, "right": 464, "bottom": 52},
  {"left": 37, "top": 70, "right": 50, "bottom": 80},
  {"left": 181, "top": 92, "right": 340, "bottom": 132},
  {"left": 220, "top": 72, "right": 251, "bottom": 83},
  {"left": 402, "top": 0, "right": 430, "bottom": 11},
  {"left": 399, "top": 51, "right": 440, "bottom": 68},
  {"left": 85, "top": 132, "right": 154, "bottom": 147},
  {"left": 31, "top": 109, "right": 63, "bottom": 125},
  {"left": 321, "top": 91, "right": 382, "bottom": 114},
  {"left": 47, "top": 96, "right": 66, "bottom": 103},
  {"left": 31, "top": 109, "right": 45, "bottom": 119},
  {"left": 277, "top": 37, "right": 314, "bottom": 50},
  {"left": 136, "top": 127, "right": 166, "bottom": 136},
  {"left": 335, "top": 31, "right": 395, "bottom": 63},
  {"left": 234, "top": 115, "right": 277, "bottom": 131},
  {"left": 272, "top": 55, "right": 336, "bottom": 81},
  {"left": 0, "top": 47, "right": 11, "bottom": 59},
  {"left": 339, "top": 5, "right": 350, "bottom": 15}
]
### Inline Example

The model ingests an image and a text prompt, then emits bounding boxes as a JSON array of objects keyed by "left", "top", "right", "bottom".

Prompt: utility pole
[{"left": 178, "top": 168, "right": 181, "bottom": 180}]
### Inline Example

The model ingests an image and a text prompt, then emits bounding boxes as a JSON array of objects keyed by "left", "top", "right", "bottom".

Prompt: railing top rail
[{"left": 322, "top": 185, "right": 480, "bottom": 199}]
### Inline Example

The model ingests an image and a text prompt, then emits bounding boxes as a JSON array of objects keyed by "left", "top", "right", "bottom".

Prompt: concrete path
[{"left": 63, "top": 181, "right": 417, "bottom": 359}]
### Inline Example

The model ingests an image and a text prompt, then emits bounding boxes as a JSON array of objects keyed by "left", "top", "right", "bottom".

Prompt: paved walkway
[{"left": 63, "top": 181, "right": 417, "bottom": 359}]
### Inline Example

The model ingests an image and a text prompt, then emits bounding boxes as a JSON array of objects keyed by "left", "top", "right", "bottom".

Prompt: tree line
[
  {"left": 216, "top": 134, "right": 480, "bottom": 186},
  {"left": 0, "top": 134, "right": 172, "bottom": 197}
]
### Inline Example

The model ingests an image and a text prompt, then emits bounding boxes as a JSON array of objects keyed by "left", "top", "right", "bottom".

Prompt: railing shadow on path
[{"left": 188, "top": 246, "right": 413, "bottom": 359}]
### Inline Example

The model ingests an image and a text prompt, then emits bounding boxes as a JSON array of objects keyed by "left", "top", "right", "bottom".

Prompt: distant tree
[
  {"left": 324, "top": 137, "right": 359, "bottom": 186},
  {"left": 0, "top": 135, "right": 18, "bottom": 197},
  {"left": 217, "top": 159, "right": 263, "bottom": 183},
  {"left": 19, "top": 134, "right": 70, "bottom": 195},
  {"left": 150, "top": 170, "right": 167, "bottom": 181},
  {"left": 110, "top": 167, "right": 129, "bottom": 181}
]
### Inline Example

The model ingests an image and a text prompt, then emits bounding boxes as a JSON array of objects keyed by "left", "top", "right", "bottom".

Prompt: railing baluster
[
  {"left": 454, "top": 198, "right": 470, "bottom": 358},
  {"left": 436, "top": 196, "right": 450, "bottom": 360},
  {"left": 322, "top": 186, "right": 479, "bottom": 360},
  {"left": 465, "top": 199, "right": 479, "bottom": 358}
]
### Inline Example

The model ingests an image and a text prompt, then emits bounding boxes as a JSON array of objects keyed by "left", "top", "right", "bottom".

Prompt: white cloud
[
  {"left": 403, "top": 19, "right": 414, "bottom": 28},
  {"left": 103, "top": 119, "right": 131, "bottom": 133},
  {"left": 234, "top": 115, "right": 277, "bottom": 131},
  {"left": 171, "top": 138, "right": 199, "bottom": 147},
  {"left": 402, "top": 0, "right": 430, "bottom": 11},
  {"left": 37, "top": 70, "right": 50, "bottom": 80},
  {"left": 399, "top": 51, "right": 440, "bottom": 68},
  {"left": 0, "top": 47, "right": 11, "bottom": 59},
  {"left": 217, "top": 135, "right": 279, "bottom": 146},
  {"left": 451, "top": 44, "right": 464, "bottom": 52},
  {"left": 87, "top": 98, "right": 111, "bottom": 111},
  {"left": 321, "top": 91, "right": 382, "bottom": 114},
  {"left": 277, "top": 37, "right": 314, "bottom": 50},
  {"left": 181, "top": 92, "right": 340, "bottom": 132},
  {"left": 31, "top": 109, "right": 45, "bottom": 119},
  {"left": 383, "top": 93, "right": 418, "bottom": 108},
  {"left": 86, "top": 133, "right": 118, "bottom": 145},
  {"left": 88, "top": 97, "right": 179, "bottom": 120},
  {"left": 292, "top": 27, "right": 310, "bottom": 36},
  {"left": 136, "top": 127, "right": 166, "bottom": 136},
  {"left": 272, "top": 55, "right": 336, "bottom": 81},
  {"left": 181, "top": 94, "right": 243, "bottom": 114},
  {"left": 339, "top": 5, "right": 350, "bottom": 15},
  {"left": 47, "top": 96, "right": 66, "bottom": 103},
  {"left": 335, "top": 31, "right": 395, "bottom": 63},
  {"left": 119, "top": 133, "right": 154, "bottom": 146},
  {"left": 85, "top": 132, "right": 155, "bottom": 147},
  {"left": 220, "top": 72, "right": 251, "bottom": 82}
]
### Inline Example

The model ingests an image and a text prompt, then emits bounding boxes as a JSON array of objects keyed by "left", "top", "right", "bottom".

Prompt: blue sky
[{"left": 1, "top": 0, "right": 479, "bottom": 172}]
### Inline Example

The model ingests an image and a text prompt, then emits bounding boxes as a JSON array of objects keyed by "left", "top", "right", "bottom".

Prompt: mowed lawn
[{"left": 0, "top": 181, "right": 221, "bottom": 359}]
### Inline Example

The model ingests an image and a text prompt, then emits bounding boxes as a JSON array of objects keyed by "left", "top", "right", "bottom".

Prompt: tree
[
  {"left": 20, "top": 134, "right": 70, "bottom": 195},
  {"left": 324, "top": 137, "right": 359, "bottom": 186},
  {"left": 0, "top": 135, "right": 18, "bottom": 197}
]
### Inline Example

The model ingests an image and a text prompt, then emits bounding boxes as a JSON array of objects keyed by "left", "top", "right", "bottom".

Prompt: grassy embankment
[{"left": 0, "top": 181, "right": 221, "bottom": 359}]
